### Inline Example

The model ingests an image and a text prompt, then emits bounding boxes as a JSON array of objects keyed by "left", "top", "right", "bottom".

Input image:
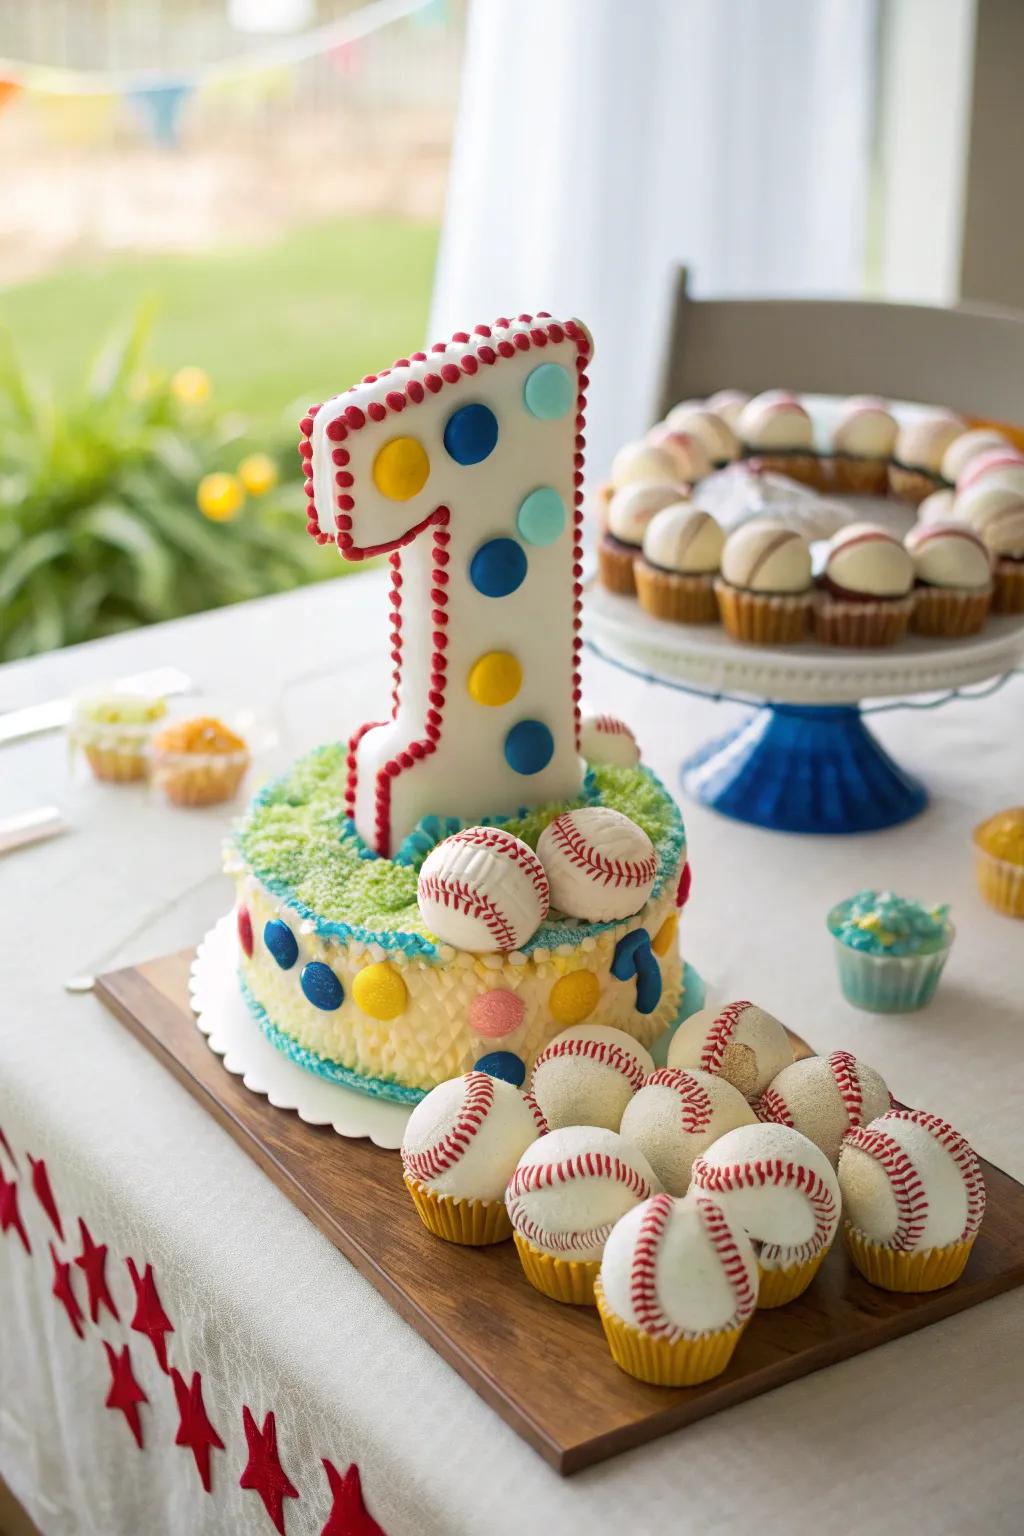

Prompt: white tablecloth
[{"left": 2, "top": 572, "right": 1023, "bottom": 1536}]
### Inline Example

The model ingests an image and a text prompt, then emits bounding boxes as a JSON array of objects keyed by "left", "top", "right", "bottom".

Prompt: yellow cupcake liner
[
  {"left": 513, "top": 1231, "right": 600, "bottom": 1305},
  {"left": 756, "top": 1247, "right": 828, "bottom": 1308},
  {"left": 992, "top": 558, "right": 1024, "bottom": 615},
  {"left": 594, "top": 1280, "right": 747, "bottom": 1386},
  {"left": 714, "top": 580, "right": 812, "bottom": 645},
  {"left": 635, "top": 562, "right": 720, "bottom": 623},
  {"left": 83, "top": 745, "right": 149, "bottom": 783},
  {"left": 973, "top": 842, "right": 1024, "bottom": 919},
  {"left": 403, "top": 1175, "right": 512, "bottom": 1246},
  {"left": 844, "top": 1224, "right": 975, "bottom": 1292}
]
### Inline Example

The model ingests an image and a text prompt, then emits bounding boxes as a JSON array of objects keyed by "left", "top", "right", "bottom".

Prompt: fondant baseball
[
  {"left": 417, "top": 826, "right": 549, "bottom": 953},
  {"left": 645, "top": 428, "right": 712, "bottom": 484},
  {"left": 756, "top": 1051, "right": 891, "bottom": 1166},
  {"left": 838, "top": 1107, "right": 985, "bottom": 1290},
  {"left": 607, "top": 481, "right": 685, "bottom": 546},
  {"left": 662, "top": 404, "right": 740, "bottom": 464},
  {"left": 620, "top": 1066, "right": 757, "bottom": 1195},
  {"left": 506, "top": 1125, "right": 660, "bottom": 1263},
  {"left": 823, "top": 523, "right": 914, "bottom": 597},
  {"left": 537, "top": 807, "right": 657, "bottom": 923},
  {"left": 610, "top": 439, "right": 681, "bottom": 489},
  {"left": 529, "top": 1024, "right": 655, "bottom": 1132},
  {"left": 577, "top": 713, "right": 641, "bottom": 769},
  {"left": 667, "top": 1000, "right": 793, "bottom": 1101},
  {"left": 691, "top": 1123, "right": 841, "bottom": 1305}
]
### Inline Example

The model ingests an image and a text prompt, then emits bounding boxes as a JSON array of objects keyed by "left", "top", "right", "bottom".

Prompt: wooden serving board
[{"left": 96, "top": 950, "right": 1024, "bottom": 1476}]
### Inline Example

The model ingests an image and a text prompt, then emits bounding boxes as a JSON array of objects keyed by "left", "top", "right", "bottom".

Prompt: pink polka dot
[{"left": 469, "top": 990, "right": 525, "bottom": 1039}]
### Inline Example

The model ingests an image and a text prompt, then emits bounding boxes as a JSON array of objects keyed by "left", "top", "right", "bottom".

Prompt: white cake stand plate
[
  {"left": 190, "top": 913, "right": 411, "bottom": 1148},
  {"left": 586, "top": 583, "right": 1024, "bottom": 834}
]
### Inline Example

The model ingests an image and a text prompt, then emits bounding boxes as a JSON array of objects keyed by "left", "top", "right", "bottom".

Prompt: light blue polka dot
[
  {"left": 517, "top": 487, "right": 565, "bottom": 546},
  {"left": 505, "top": 719, "right": 554, "bottom": 775},
  {"left": 523, "top": 363, "right": 574, "bottom": 421}
]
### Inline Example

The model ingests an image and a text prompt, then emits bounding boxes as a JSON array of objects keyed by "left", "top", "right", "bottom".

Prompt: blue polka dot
[
  {"left": 300, "top": 960, "right": 344, "bottom": 1011},
  {"left": 523, "top": 363, "right": 574, "bottom": 420},
  {"left": 612, "top": 929, "right": 663, "bottom": 1015},
  {"left": 474, "top": 1050, "right": 526, "bottom": 1088},
  {"left": 264, "top": 919, "right": 298, "bottom": 970},
  {"left": 443, "top": 403, "right": 499, "bottom": 465},
  {"left": 470, "top": 537, "right": 527, "bottom": 598},
  {"left": 505, "top": 719, "right": 554, "bottom": 776},
  {"left": 517, "top": 487, "right": 565, "bottom": 546}
]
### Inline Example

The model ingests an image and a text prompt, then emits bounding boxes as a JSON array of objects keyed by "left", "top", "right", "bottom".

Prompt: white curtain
[{"left": 430, "top": 0, "right": 878, "bottom": 473}]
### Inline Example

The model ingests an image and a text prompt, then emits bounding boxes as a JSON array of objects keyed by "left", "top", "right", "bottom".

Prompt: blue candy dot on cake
[
  {"left": 517, "top": 486, "right": 566, "bottom": 547},
  {"left": 470, "top": 537, "right": 527, "bottom": 598},
  {"left": 473, "top": 1050, "right": 526, "bottom": 1088},
  {"left": 523, "top": 363, "right": 574, "bottom": 420},
  {"left": 611, "top": 928, "right": 663, "bottom": 1015},
  {"left": 443, "top": 402, "right": 499, "bottom": 465},
  {"left": 300, "top": 960, "right": 344, "bottom": 1011},
  {"left": 264, "top": 918, "right": 298, "bottom": 970},
  {"left": 504, "top": 719, "right": 554, "bottom": 775}
]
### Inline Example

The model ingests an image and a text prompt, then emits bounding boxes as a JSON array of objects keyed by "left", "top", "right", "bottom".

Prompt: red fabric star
[
  {"left": 50, "top": 1241, "right": 85, "bottom": 1338},
  {"left": 0, "top": 1171, "right": 30, "bottom": 1255},
  {"left": 74, "top": 1219, "right": 119, "bottom": 1324},
  {"left": 29, "top": 1155, "right": 63, "bottom": 1239},
  {"left": 321, "top": 1460, "right": 387, "bottom": 1536},
  {"left": 126, "top": 1258, "right": 174, "bottom": 1373},
  {"left": 171, "top": 1368, "right": 224, "bottom": 1494},
  {"left": 0, "top": 1125, "right": 18, "bottom": 1170},
  {"left": 240, "top": 1407, "right": 299, "bottom": 1535},
  {"left": 103, "top": 1341, "right": 148, "bottom": 1449}
]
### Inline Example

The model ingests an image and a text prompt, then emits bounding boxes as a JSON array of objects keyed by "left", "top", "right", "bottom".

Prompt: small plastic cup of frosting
[{"left": 827, "top": 890, "right": 954, "bottom": 1013}]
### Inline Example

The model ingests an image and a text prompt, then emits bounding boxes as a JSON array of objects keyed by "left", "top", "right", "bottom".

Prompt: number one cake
[{"left": 226, "top": 315, "right": 691, "bottom": 1104}]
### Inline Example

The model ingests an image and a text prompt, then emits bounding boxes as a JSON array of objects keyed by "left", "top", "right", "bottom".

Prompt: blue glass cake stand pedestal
[{"left": 586, "top": 583, "right": 1024, "bottom": 837}]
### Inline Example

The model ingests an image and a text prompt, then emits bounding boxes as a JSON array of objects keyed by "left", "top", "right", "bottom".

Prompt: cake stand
[{"left": 586, "top": 583, "right": 1024, "bottom": 834}]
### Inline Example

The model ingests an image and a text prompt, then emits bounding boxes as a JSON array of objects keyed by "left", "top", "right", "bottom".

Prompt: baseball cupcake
[
  {"left": 905, "top": 522, "right": 992, "bottom": 637},
  {"left": 814, "top": 523, "right": 915, "bottom": 646},
  {"left": 645, "top": 428, "right": 713, "bottom": 485},
  {"left": 529, "top": 1024, "right": 654, "bottom": 1132},
  {"left": 917, "top": 488, "right": 956, "bottom": 526},
  {"left": 401, "top": 1072, "right": 542, "bottom": 1244},
  {"left": 941, "top": 427, "right": 1011, "bottom": 485},
  {"left": 610, "top": 439, "right": 683, "bottom": 490},
  {"left": 506, "top": 1126, "right": 659, "bottom": 1304},
  {"left": 738, "top": 391, "right": 820, "bottom": 486},
  {"left": 829, "top": 396, "right": 897, "bottom": 494},
  {"left": 956, "top": 482, "right": 1024, "bottom": 614},
  {"left": 595, "top": 1192, "right": 759, "bottom": 1385},
  {"left": 839, "top": 1108, "right": 986, "bottom": 1291},
  {"left": 634, "top": 504, "right": 724, "bottom": 623},
  {"left": 599, "top": 482, "right": 687, "bottom": 595},
  {"left": 757, "top": 1051, "right": 892, "bottom": 1166},
  {"left": 662, "top": 404, "right": 741, "bottom": 466},
  {"left": 667, "top": 1000, "right": 793, "bottom": 1102},
  {"left": 620, "top": 1067, "right": 757, "bottom": 1195},
  {"left": 707, "top": 388, "right": 751, "bottom": 432},
  {"left": 715, "top": 520, "right": 814, "bottom": 644},
  {"left": 889, "top": 410, "right": 965, "bottom": 503},
  {"left": 691, "top": 1123, "right": 841, "bottom": 1307}
]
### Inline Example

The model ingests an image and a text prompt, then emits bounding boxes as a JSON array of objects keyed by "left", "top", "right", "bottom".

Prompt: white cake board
[{"left": 190, "top": 913, "right": 410, "bottom": 1148}]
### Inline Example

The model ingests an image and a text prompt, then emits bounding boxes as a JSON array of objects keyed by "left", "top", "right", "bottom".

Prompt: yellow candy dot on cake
[
  {"left": 467, "top": 651, "right": 523, "bottom": 707},
  {"left": 352, "top": 962, "right": 408, "bottom": 1021},
  {"left": 549, "top": 970, "right": 601, "bottom": 1026},
  {"left": 652, "top": 913, "right": 678, "bottom": 958},
  {"left": 372, "top": 436, "right": 430, "bottom": 501}
]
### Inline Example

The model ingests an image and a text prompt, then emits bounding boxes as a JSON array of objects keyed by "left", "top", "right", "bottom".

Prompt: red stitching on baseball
[
  {"left": 700, "top": 1001, "right": 752, "bottom": 1076},
  {"left": 695, "top": 1195, "right": 758, "bottom": 1324},
  {"left": 508, "top": 1151, "right": 651, "bottom": 1201},
  {"left": 533, "top": 1037, "right": 647, "bottom": 1093},
  {"left": 755, "top": 1085, "right": 794, "bottom": 1128},
  {"left": 828, "top": 1051, "right": 863, "bottom": 1129},
  {"left": 840, "top": 1124, "right": 929, "bottom": 1251},
  {"left": 418, "top": 875, "right": 517, "bottom": 952},
  {"left": 403, "top": 1072, "right": 495, "bottom": 1183},
  {"left": 445, "top": 827, "right": 550, "bottom": 910},
  {"left": 690, "top": 1153, "right": 837, "bottom": 1265},
  {"left": 644, "top": 1068, "right": 713, "bottom": 1134},
  {"left": 590, "top": 715, "right": 634, "bottom": 739},
  {"left": 547, "top": 813, "right": 656, "bottom": 890},
  {"left": 876, "top": 1109, "right": 985, "bottom": 1240},
  {"left": 629, "top": 1192, "right": 675, "bottom": 1336}
]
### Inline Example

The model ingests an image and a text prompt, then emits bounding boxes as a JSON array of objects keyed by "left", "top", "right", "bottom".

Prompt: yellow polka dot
[
  {"left": 467, "top": 651, "right": 523, "bottom": 708},
  {"left": 352, "top": 962, "right": 408, "bottom": 1020},
  {"left": 372, "top": 437, "right": 430, "bottom": 501},
  {"left": 549, "top": 970, "right": 600, "bottom": 1026},
  {"left": 652, "top": 913, "right": 678, "bottom": 957}
]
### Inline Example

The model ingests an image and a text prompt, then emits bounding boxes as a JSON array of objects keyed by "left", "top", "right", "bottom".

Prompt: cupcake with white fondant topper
[
  {"left": 941, "top": 427, "right": 1011, "bottom": 486},
  {"left": 955, "top": 452, "right": 1024, "bottom": 612},
  {"left": 595, "top": 1192, "right": 759, "bottom": 1385},
  {"left": 599, "top": 481, "right": 688, "bottom": 595},
  {"left": 814, "top": 522, "right": 915, "bottom": 646},
  {"left": 905, "top": 522, "right": 992, "bottom": 637},
  {"left": 715, "top": 520, "right": 814, "bottom": 644},
  {"left": 401, "top": 1072, "right": 542, "bottom": 1244},
  {"left": 756, "top": 1051, "right": 892, "bottom": 1167},
  {"left": 667, "top": 999, "right": 793, "bottom": 1101},
  {"left": 691, "top": 1122, "right": 841, "bottom": 1307},
  {"left": 707, "top": 388, "right": 751, "bottom": 432},
  {"left": 917, "top": 488, "right": 956, "bottom": 526},
  {"left": 644, "top": 428, "right": 713, "bottom": 485},
  {"left": 634, "top": 503, "right": 724, "bottom": 623},
  {"left": 738, "top": 391, "right": 821, "bottom": 487},
  {"left": 829, "top": 395, "right": 897, "bottom": 494},
  {"left": 889, "top": 410, "right": 965, "bottom": 503},
  {"left": 620, "top": 1067, "right": 757, "bottom": 1195},
  {"left": 662, "top": 404, "right": 741, "bottom": 467},
  {"left": 839, "top": 1107, "right": 986, "bottom": 1291}
]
